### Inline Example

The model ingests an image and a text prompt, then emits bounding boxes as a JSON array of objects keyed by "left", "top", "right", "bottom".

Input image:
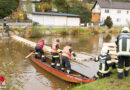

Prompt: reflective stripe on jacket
[
  {"left": 52, "top": 42, "right": 60, "bottom": 53},
  {"left": 62, "top": 46, "right": 72, "bottom": 59},
  {"left": 96, "top": 54, "right": 112, "bottom": 74},
  {"left": 37, "top": 40, "right": 44, "bottom": 48},
  {"left": 117, "top": 33, "right": 130, "bottom": 56}
]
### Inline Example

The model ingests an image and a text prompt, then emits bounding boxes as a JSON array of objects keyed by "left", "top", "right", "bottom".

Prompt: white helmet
[
  {"left": 101, "top": 46, "right": 109, "bottom": 55},
  {"left": 121, "top": 27, "right": 129, "bottom": 33}
]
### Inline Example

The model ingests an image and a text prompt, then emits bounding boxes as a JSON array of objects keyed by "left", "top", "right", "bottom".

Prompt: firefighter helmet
[
  {"left": 101, "top": 46, "right": 109, "bottom": 55},
  {"left": 121, "top": 27, "right": 129, "bottom": 33}
]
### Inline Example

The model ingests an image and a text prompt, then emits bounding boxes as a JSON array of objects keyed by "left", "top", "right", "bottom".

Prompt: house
[
  {"left": 20, "top": 0, "right": 41, "bottom": 13},
  {"left": 28, "top": 12, "right": 80, "bottom": 27},
  {"left": 91, "top": 0, "right": 130, "bottom": 26}
]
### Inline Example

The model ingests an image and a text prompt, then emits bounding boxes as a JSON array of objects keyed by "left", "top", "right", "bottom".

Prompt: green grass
[
  {"left": 72, "top": 70, "right": 130, "bottom": 90},
  {"left": 10, "top": 26, "right": 121, "bottom": 37},
  {"left": 38, "top": 27, "right": 71, "bottom": 31}
]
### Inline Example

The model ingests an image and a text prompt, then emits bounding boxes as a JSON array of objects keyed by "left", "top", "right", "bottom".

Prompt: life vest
[
  {"left": 37, "top": 40, "right": 44, "bottom": 48},
  {"left": 62, "top": 46, "right": 72, "bottom": 59},
  {"left": 52, "top": 42, "right": 60, "bottom": 53},
  {"left": 117, "top": 33, "right": 130, "bottom": 57}
]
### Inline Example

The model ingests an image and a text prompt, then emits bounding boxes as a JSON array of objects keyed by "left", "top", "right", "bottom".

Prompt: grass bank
[
  {"left": 38, "top": 27, "right": 121, "bottom": 35},
  {"left": 2, "top": 26, "right": 122, "bottom": 37},
  {"left": 72, "top": 69, "right": 130, "bottom": 90}
]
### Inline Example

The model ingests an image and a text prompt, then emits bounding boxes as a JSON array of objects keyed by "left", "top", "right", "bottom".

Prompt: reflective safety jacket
[
  {"left": 52, "top": 42, "right": 60, "bottom": 53},
  {"left": 37, "top": 40, "right": 44, "bottom": 48},
  {"left": 95, "top": 54, "right": 112, "bottom": 74},
  {"left": 62, "top": 46, "right": 72, "bottom": 59},
  {"left": 116, "top": 33, "right": 130, "bottom": 57}
]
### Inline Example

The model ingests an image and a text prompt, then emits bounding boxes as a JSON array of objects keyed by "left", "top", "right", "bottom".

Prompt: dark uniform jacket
[
  {"left": 116, "top": 33, "right": 130, "bottom": 57},
  {"left": 95, "top": 54, "right": 112, "bottom": 74}
]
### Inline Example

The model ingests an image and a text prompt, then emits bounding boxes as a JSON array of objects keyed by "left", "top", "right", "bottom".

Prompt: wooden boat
[{"left": 30, "top": 56, "right": 96, "bottom": 83}]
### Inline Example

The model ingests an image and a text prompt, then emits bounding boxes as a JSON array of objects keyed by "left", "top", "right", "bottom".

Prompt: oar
[
  {"left": 25, "top": 51, "right": 34, "bottom": 58},
  {"left": 80, "top": 52, "right": 96, "bottom": 58},
  {"left": 43, "top": 54, "right": 89, "bottom": 68}
]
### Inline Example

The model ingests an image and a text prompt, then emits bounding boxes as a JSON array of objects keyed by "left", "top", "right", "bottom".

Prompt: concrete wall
[{"left": 31, "top": 15, "right": 80, "bottom": 27}]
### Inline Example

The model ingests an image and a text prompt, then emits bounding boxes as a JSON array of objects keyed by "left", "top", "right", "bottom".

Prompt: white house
[
  {"left": 91, "top": 0, "right": 130, "bottom": 27},
  {"left": 21, "top": 0, "right": 41, "bottom": 12},
  {"left": 28, "top": 12, "right": 80, "bottom": 27}
]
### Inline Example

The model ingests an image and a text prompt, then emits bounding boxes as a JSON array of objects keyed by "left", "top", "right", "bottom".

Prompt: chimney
[
  {"left": 108, "top": 0, "right": 112, "bottom": 7},
  {"left": 109, "top": 0, "right": 112, "bottom": 3}
]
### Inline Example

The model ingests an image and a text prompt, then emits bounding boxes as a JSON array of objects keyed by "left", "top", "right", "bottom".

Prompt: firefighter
[
  {"left": 116, "top": 27, "right": 130, "bottom": 79},
  {"left": 94, "top": 46, "right": 112, "bottom": 79},
  {"left": 51, "top": 39, "right": 62, "bottom": 69},
  {"left": 0, "top": 75, "right": 6, "bottom": 86},
  {"left": 3, "top": 19, "right": 7, "bottom": 28},
  {"left": 35, "top": 40, "right": 45, "bottom": 62},
  {"left": 5, "top": 25, "right": 10, "bottom": 37},
  {"left": 61, "top": 44, "right": 76, "bottom": 74}
]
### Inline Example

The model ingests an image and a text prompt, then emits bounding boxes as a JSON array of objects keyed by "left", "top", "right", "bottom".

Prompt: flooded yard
[{"left": 0, "top": 33, "right": 118, "bottom": 90}]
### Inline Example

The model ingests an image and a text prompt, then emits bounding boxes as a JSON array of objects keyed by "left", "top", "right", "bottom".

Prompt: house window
[
  {"left": 117, "top": 18, "right": 121, "bottom": 22},
  {"left": 126, "top": 18, "right": 128, "bottom": 22},
  {"left": 117, "top": 10, "right": 121, "bottom": 14},
  {"left": 105, "top": 9, "right": 109, "bottom": 13},
  {"left": 127, "top": 11, "right": 129, "bottom": 14}
]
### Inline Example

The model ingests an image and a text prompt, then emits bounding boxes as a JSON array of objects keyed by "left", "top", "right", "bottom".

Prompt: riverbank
[
  {"left": 72, "top": 69, "right": 130, "bottom": 90},
  {"left": 0, "top": 26, "right": 121, "bottom": 38},
  {"left": 0, "top": 29, "right": 122, "bottom": 89}
]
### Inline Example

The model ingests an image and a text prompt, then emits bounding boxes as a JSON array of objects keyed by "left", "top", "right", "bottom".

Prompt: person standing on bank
[
  {"left": 94, "top": 46, "right": 112, "bottom": 79},
  {"left": 35, "top": 40, "right": 45, "bottom": 62},
  {"left": 61, "top": 44, "right": 76, "bottom": 74},
  {"left": 3, "top": 19, "right": 7, "bottom": 28},
  {"left": 116, "top": 27, "right": 130, "bottom": 79},
  {"left": 51, "top": 39, "right": 62, "bottom": 69},
  {"left": 5, "top": 25, "right": 10, "bottom": 37}
]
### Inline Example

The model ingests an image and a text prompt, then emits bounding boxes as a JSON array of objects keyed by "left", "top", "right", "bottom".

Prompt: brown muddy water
[{"left": 0, "top": 33, "right": 118, "bottom": 90}]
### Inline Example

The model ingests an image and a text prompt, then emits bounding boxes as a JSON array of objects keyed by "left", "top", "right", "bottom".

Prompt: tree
[
  {"left": 104, "top": 16, "right": 113, "bottom": 28},
  {"left": 53, "top": 0, "right": 91, "bottom": 23},
  {"left": 53, "top": 0, "right": 68, "bottom": 11},
  {"left": 0, "top": 0, "right": 18, "bottom": 19},
  {"left": 68, "top": 4, "right": 91, "bottom": 23}
]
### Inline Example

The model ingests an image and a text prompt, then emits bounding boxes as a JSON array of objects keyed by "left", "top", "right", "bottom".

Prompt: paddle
[{"left": 25, "top": 51, "right": 34, "bottom": 58}]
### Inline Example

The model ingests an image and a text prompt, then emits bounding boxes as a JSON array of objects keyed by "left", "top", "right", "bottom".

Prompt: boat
[{"left": 29, "top": 56, "right": 96, "bottom": 83}]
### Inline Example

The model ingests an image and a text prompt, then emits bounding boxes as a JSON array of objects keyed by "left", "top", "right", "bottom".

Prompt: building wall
[
  {"left": 21, "top": 0, "right": 41, "bottom": 13},
  {"left": 100, "top": 8, "right": 130, "bottom": 26},
  {"left": 67, "top": 17, "right": 80, "bottom": 26},
  {"left": 91, "top": 3, "right": 101, "bottom": 22},
  {"left": 31, "top": 15, "right": 80, "bottom": 27},
  {"left": 92, "top": 4, "right": 101, "bottom": 13},
  {"left": 92, "top": 3, "right": 130, "bottom": 26},
  {"left": 91, "top": 13, "right": 100, "bottom": 22}
]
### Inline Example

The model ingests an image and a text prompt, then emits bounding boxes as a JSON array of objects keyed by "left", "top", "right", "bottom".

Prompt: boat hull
[{"left": 30, "top": 56, "right": 95, "bottom": 83}]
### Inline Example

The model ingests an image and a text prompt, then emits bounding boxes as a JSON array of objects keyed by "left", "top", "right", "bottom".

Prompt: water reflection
[
  {"left": 0, "top": 38, "right": 71, "bottom": 90},
  {"left": 29, "top": 33, "right": 118, "bottom": 54}
]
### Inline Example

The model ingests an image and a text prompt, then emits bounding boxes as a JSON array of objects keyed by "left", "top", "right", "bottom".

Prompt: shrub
[
  {"left": 25, "top": 26, "right": 42, "bottom": 38},
  {"left": 60, "top": 28, "right": 69, "bottom": 35},
  {"left": 71, "top": 27, "right": 80, "bottom": 35},
  {"left": 104, "top": 16, "right": 113, "bottom": 28}
]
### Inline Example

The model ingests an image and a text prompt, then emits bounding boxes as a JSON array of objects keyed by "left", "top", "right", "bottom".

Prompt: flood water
[{"left": 0, "top": 33, "right": 118, "bottom": 90}]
